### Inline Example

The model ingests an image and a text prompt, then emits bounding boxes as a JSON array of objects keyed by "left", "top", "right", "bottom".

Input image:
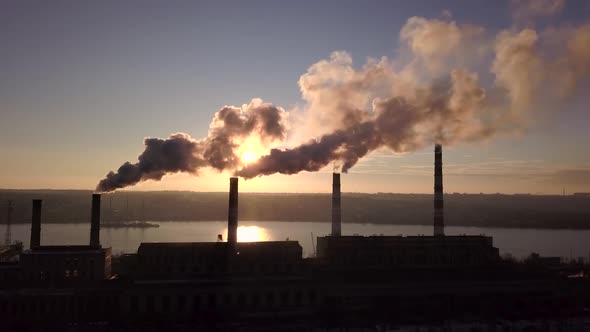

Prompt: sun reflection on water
[{"left": 222, "top": 225, "right": 270, "bottom": 242}]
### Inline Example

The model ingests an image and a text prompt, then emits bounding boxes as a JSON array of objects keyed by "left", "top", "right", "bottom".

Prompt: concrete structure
[
  {"left": 19, "top": 195, "right": 112, "bottom": 282},
  {"left": 434, "top": 144, "right": 444, "bottom": 236},
  {"left": 30, "top": 199, "right": 41, "bottom": 249},
  {"left": 331, "top": 173, "right": 341, "bottom": 237},
  {"left": 316, "top": 235, "right": 499, "bottom": 267},
  {"left": 316, "top": 145, "right": 499, "bottom": 267},
  {"left": 227, "top": 177, "right": 238, "bottom": 248},
  {"left": 90, "top": 193, "right": 101, "bottom": 247},
  {"left": 19, "top": 245, "right": 112, "bottom": 281},
  {"left": 135, "top": 241, "right": 302, "bottom": 279},
  {"left": 130, "top": 177, "right": 303, "bottom": 279},
  {"left": 0, "top": 177, "right": 588, "bottom": 330}
]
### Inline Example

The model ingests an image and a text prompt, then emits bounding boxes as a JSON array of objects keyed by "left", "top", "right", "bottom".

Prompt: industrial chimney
[
  {"left": 90, "top": 194, "right": 101, "bottom": 247},
  {"left": 331, "top": 172, "right": 342, "bottom": 237},
  {"left": 434, "top": 144, "right": 445, "bottom": 236},
  {"left": 227, "top": 177, "right": 239, "bottom": 248},
  {"left": 30, "top": 199, "right": 42, "bottom": 249}
]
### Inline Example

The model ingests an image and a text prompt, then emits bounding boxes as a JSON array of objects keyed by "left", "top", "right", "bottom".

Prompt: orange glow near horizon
[
  {"left": 237, "top": 225, "right": 269, "bottom": 242},
  {"left": 222, "top": 225, "right": 270, "bottom": 242}
]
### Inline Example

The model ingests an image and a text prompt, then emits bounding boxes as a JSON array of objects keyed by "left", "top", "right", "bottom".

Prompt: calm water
[{"left": 4, "top": 221, "right": 590, "bottom": 260}]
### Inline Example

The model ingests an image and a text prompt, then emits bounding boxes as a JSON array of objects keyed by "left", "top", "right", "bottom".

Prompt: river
[{"left": 3, "top": 221, "right": 589, "bottom": 260}]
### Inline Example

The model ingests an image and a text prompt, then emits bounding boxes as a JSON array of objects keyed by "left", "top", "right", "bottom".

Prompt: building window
[
  {"left": 280, "top": 291, "right": 289, "bottom": 306},
  {"left": 207, "top": 293, "right": 216, "bottom": 309},
  {"left": 309, "top": 290, "right": 317, "bottom": 304},
  {"left": 146, "top": 295, "right": 155, "bottom": 312},
  {"left": 177, "top": 295, "right": 185, "bottom": 311},
  {"left": 192, "top": 295, "right": 200, "bottom": 310},
  {"left": 237, "top": 293, "right": 246, "bottom": 306},
  {"left": 130, "top": 296, "right": 138, "bottom": 312},
  {"left": 294, "top": 291, "right": 302, "bottom": 305},
  {"left": 162, "top": 295, "right": 170, "bottom": 312},
  {"left": 251, "top": 293, "right": 260, "bottom": 308}
]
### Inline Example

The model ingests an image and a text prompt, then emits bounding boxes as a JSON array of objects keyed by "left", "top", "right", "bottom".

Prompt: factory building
[
  {"left": 316, "top": 144, "right": 500, "bottom": 267},
  {"left": 18, "top": 195, "right": 112, "bottom": 282},
  {"left": 127, "top": 177, "right": 304, "bottom": 280},
  {"left": 135, "top": 241, "right": 303, "bottom": 278},
  {"left": 0, "top": 145, "right": 587, "bottom": 330},
  {"left": 316, "top": 235, "right": 499, "bottom": 267}
]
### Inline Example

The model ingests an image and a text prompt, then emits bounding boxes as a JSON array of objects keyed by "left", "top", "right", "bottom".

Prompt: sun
[
  {"left": 237, "top": 226, "right": 269, "bottom": 242},
  {"left": 241, "top": 151, "right": 258, "bottom": 164}
]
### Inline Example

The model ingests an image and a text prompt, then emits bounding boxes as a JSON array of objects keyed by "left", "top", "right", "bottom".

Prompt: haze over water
[{"left": 4, "top": 221, "right": 589, "bottom": 260}]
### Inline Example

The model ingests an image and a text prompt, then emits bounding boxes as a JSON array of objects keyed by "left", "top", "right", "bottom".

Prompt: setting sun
[
  {"left": 241, "top": 151, "right": 258, "bottom": 164},
  {"left": 238, "top": 226, "right": 269, "bottom": 242},
  {"left": 222, "top": 225, "right": 270, "bottom": 242}
]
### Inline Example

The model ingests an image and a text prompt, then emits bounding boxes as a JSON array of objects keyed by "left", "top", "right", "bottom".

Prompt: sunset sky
[{"left": 1, "top": 0, "right": 589, "bottom": 194}]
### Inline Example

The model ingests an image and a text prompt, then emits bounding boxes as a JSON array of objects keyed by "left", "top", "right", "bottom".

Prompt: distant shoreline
[
  {"left": 2, "top": 190, "right": 588, "bottom": 230},
  {"left": 4, "top": 219, "right": 590, "bottom": 231}
]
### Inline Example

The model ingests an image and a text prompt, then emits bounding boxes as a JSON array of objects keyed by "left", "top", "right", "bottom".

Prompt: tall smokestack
[
  {"left": 227, "top": 177, "right": 239, "bottom": 247},
  {"left": 331, "top": 173, "right": 341, "bottom": 236},
  {"left": 90, "top": 194, "right": 101, "bottom": 247},
  {"left": 30, "top": 199, "right": 42, "bottom": 249},
  {"left": 434, "top": 144, "right": 444, "bottom": 236}
]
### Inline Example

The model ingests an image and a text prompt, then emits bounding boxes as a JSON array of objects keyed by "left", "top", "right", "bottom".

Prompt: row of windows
[
  {"left": 0, "top": 289, "right": 319, "bottom": 317},
  {"left": 141, "top": 263, "right": 302, "bottom": 275},
  {"left": 23, "top": 269, "right": 99, "bottom": 281},
  {"left": 23, "top": 256, "right": 98, "bottom": 267},
  {"left": 142, "top": 251, "right": 298, "bottom": 266},
  {"left": 127, "top": 289, "right": 318, "bottom": 313},
  {"left": 327, "top": 252, "right": 491, "bottom": 265},
  {"left": 0, "top": 296, "right": 118, "bottom": 317}
]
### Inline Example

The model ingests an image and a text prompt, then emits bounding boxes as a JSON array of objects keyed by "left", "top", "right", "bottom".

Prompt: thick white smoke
[{"left": 97, "top": 3, "right": 590, "bottom": 189}]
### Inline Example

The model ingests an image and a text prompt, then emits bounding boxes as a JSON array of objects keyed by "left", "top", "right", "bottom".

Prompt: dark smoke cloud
[
  {"left": 96, "top": 100, "right": 287, "bottom": 192},
  {"left": 96, "top": 133, "right": 206, "bottom": 192},
  {"left": 98, "top": 7, "right": 590, "bottom": 189},
  {"left": 236, "top": 73, "right": 488, "bottom": 179},
  {"left": 236, "top": 11, "right": 590, "bottom": 179},
  {"left": 235, "top": 121, "right": 380, "bottom": 178}
]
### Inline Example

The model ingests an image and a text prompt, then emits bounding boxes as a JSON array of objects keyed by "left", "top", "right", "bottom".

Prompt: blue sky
[{"left": 1, "top": 0, "right": 589, "bottom": 194}]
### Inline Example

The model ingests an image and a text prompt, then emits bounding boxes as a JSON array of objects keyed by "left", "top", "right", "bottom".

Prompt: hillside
[{"left": 0, "top": 190, "right": 589, "bottom": 229}]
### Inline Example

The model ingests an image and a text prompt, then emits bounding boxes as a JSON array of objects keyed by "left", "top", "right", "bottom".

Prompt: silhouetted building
[
  {"left": 316, "top": 145, "right": 498, "bottom": 267},
  {"left": 0, "top": 172, "right": 588, "bottom": 330},
  {"left": 20, "top": 245, "right": 111, "bottom": 281},
  {"left": 19, "top": 196, "right": 112, "bottom": 282},
  {"left": 135, "top": 241, "right": 302, "bottom": 279},
  {"left": 316, "top": 235, "right": 499, "bottom": 267},
  {"left": 132, "top": 178, "right": 303, "bottom": 279}
]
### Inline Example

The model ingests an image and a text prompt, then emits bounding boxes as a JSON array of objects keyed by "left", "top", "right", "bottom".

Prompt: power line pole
[{"left": 5, "top": 200, "right": 13, "bottom": 246}]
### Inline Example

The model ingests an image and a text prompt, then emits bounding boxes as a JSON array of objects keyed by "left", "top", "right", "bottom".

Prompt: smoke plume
[
  {"left": 97, "top": 3, "right": 590, "bottom": 189},
  {"left": 96, "top": 99, "right": 287, "bottom": 192},
  {"left": 511, "top": 0, "right": 565, "bottom": 24}
]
